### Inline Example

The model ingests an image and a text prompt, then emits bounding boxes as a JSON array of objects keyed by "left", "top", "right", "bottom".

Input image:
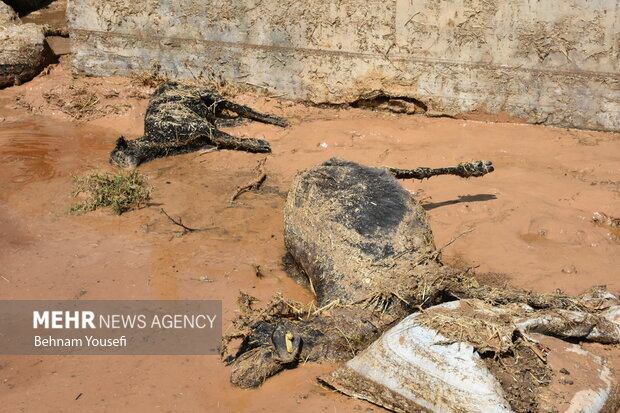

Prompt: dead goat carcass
[
  {"left": 110, "top": 81, "right": 288, "bottom": 168},
  {"left": 225, "top": 158, "right": 619, "bottom": 408}
]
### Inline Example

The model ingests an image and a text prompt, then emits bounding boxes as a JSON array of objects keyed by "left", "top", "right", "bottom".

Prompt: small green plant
[{"left": 70, "top": 169, "right": 152, "bottom": 215}]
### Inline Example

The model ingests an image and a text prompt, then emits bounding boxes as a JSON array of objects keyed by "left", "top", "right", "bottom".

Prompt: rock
[
  {"left": 45, "top": 35, "right": 70, "bottom": 56},
  {"left": 0, "top": 0, "right": 52, "bottom": 88},
  {"left": 0, "top": 22, "right": 51, "bottom": 87},
  {"left": 0, "top": 0, "right": 19, "bottom": 26}
]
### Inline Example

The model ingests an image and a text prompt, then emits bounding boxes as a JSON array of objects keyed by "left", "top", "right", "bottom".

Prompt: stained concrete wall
[{"left": 67, "top": 0, "right": 619, "bottom": 131}]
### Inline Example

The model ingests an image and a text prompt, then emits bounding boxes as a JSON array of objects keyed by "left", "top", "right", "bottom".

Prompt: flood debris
[
  {"left": 245, "top": 171, "right": 268, "bottom": 193},
  {"left": 351, "top": 90, "right": 427, "bottom": 115},
  {"left": 42, "top": 84, "right": 130, "bottom": 120},
  {"left": 159, "top": 208, "right": 210, "bottom": 235},
  {"left": 229, "top": 158, "right": 268, "bottom": 203},
  {"left": 592, "top": 211, "right": 619, "bottom": 242},
  {"left": 592, "top": 211, "right": 619, "bottom": 229},
  {"left": 223, "top": 158, "right": 620, "bottom": 412},
  {"left": 0, "top": 0, "right": 53, "bottom": 88},
  {"left": 109, "top": 81, "right": 288, "bottom": 168},
  {"left": 69, "top": 169, "right": 151, "bottom": 215},
  {"left": 321, "top": 298, "right": 620, "bottom": 412},
  {"left": 131, "top": 66, "right": 168, "bottom": 88},
  {"left": 253, "top": 265, "right": 266, "bottom": 279}
]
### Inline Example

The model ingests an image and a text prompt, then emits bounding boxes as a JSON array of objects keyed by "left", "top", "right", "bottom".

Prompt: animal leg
[
  {"left": 227, "top": 307, "right": 386, "bottom": 388},
  {"left": 220, "top": 101, "right": 288, "bottom": 127},
  {"left": 207, "top": 128, "right": 271, "bottom": 153},
  {"left": 386, "top": 160, "right": 494, "bottom": 179},
  {"left": 205, "top": 98, "right": 288, "bottom": 127},
  {"left": 214, "top": 117, "right": 251, "bottom": 128},
  {"left": 197, "top": 88, "right": 287, "bottom": 127}
]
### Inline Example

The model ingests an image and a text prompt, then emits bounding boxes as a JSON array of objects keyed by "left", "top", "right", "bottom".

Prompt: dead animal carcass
[
  {"left": 110, "top": 81, "right": 288, "bottom": 168},
  {"left": 226, "top": 158, "right": 619, "bottom": 412}
]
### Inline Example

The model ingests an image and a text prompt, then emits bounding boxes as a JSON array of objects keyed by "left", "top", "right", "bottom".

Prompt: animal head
[{"left": 109, "top": 136, "right": 140, "bottom": 168}]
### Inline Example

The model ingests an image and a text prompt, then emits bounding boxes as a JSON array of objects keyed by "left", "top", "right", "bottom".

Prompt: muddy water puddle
[{"left": 0, "top": 119, "right": 109, "bottom": 191}]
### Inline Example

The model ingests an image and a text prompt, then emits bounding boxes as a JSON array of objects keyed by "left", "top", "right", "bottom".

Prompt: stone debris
[{"left": 0, "top": 0, "right": 52, "bottom": 88}]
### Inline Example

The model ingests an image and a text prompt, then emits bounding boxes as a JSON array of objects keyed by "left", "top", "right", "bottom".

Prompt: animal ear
[{"left": 115, "top": 136, "right": 128, "bottom": 149}]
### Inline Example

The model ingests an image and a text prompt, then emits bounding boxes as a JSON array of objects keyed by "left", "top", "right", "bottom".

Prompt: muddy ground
[{"left": 0, "top": 60, "right": 618, "bottom": 411}]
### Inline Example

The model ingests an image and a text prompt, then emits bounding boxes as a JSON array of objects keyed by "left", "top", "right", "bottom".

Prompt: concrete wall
[{"left": 67, "top": 0, "right": 620, "bottom": 131}]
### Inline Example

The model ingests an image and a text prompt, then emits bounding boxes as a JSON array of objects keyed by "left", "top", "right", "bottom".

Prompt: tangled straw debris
[{"left": 69, "top": 169, "right": 152, "bottom": 215}]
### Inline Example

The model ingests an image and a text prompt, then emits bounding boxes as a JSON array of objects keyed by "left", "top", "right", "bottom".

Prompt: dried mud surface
[{"left": 0, "top": 62, "right": 618, "bottom": 411}]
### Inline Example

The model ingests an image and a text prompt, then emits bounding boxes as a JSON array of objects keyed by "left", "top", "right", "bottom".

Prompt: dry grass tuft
[
  {"left": 43, "top": 85, "right": 130, "bottom": 120},
  {"left": 69, "top": 169, "right": 152, "bottom": 215},
  {"left": 132, "top": 70, "right": 169, "bottom": 88},
  {"left": 131, "top": 62, "right": 244, "bottom": 97}
]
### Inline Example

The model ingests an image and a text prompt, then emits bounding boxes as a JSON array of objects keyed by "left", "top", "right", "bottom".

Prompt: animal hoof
[
  {"left": 478, "top": 160, "right": 494, "bottom": 174},
  {"left": 255, "top": 140, "right": 272, "bottom": 153},
  {"left": 460, "top": 160, "right": 494, "bottom": 177},
  {"left": 273, "top": 118, "right": 289, "bottom": 128}
]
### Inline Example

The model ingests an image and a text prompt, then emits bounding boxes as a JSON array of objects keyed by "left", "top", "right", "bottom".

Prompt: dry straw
[{"left": 69, "top": 169, "right": 151, "bottom": 215}]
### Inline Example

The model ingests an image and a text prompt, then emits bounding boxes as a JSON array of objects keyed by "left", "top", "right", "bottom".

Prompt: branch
[
  {"left": 229, "top": 158, "right": 268, "bottom": 203},
  {"left": 160, "top": 208, "right": 210, "bottom": 235}
]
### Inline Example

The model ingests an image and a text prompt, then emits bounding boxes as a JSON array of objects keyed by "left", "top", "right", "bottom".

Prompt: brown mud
[{"left": 0, "top": 62, "right": 618, "bottom": 411}]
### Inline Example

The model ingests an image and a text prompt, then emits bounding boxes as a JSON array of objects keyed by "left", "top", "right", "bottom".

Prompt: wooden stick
[
  {"left": 160, "top": 208, "right": 210, "bottom": 234},
  {"left": 229, "top": 158, "right": 268, "bottom": 203}
]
